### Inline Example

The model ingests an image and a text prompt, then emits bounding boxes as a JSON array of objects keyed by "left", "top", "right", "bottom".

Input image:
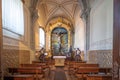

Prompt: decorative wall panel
[
  {"left": 2, "top": 49, "right": 30, "bottom": 75},
  {"left": 2, "top": 49, "right": 19, "bottom": 75},
  {"left": 87, "top": 50, "right": 112, "bottom": 68},
  {"left": 3, "top": 36, "right": 20, "bottom": 47},
  {"left": 19, "top": 50, "right": 30, "bottom": 64}
]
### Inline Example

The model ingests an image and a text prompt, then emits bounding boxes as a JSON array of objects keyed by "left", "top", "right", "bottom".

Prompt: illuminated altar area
[
  {"left": 45, "top": 17, "right": 74, "bottom": 57},
  {"left": 53, "top": 56, "right": 66, "bottom": 66}
]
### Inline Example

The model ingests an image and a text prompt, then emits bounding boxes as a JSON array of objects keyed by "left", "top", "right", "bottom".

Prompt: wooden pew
[
  {"left": 32, "top": 61, "right": 46, "bottom": 64},
  {"left": 87, "top": 74, "right": 112, "bottom": 80},
  {"left": 4, "top": 75, "right": 33, "bottom": 80},
  {"left": 8, "top": 67, "right": 43, "bottom": 80},
  {"left": 68, "top": 61, "right": 86, "bottom": 71},
  {"left": 20, "top": 64, "right": 49, "bottom": 69},
  {"left": 99, "top": 67, "right": 112, "bottom": 74},
  {"left": 20, "top": 64, "right": 50, "bottom": 79},
  {"left": 75, "top": 67, "right": 99, "bottom": 80},
  {"left": 18, "top": 67, "right": 42, "bottom": 74},
  {"left": 68, "top": 61, "right": 78, "bottom": 75},
  {"left": 20, "top": 64, "right": 42, "bottom": 67},
  {"left": 69, "top": 63, "right": 98, "bottom": 70},
  {"left": 75, "top": 67, "right": 112, "bottom": 80},
  {"left": 8, "top": 67, "right": 42, "bottom": 74},
  {"left": 76, "top": 67, "right": 99, "bottom": 74},
  {"left": 68, "top": 61, "right": 86, "bottom": 65},
  {"left": 68, "top": 63, "right": 99, "bottom": 75},
  {"left": 76, "top": 63, "right": 99, "bottom": 68}
]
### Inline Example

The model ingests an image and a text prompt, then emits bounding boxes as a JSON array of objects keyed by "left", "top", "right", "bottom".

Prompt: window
[
  {"left": 2, "top": 0, "right": 24, "bottom": 35},
  {"left": 39, "top": 28, "right": 45, "bottom": 47}
]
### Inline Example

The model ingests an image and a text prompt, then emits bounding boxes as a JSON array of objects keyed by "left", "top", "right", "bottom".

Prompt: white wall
[
  {"left": 74, "top": 7, "right": 85, "bottom": 51},
  {"left": 37, "top": 5, "right": 46, "bottom": 27},
  {"left": 90, "top": 0, "right": 113, "bottom": 50},
  {"left": 3, "top": 4, "right": 32, "bottom": 50},
  {"left": 34, "top": 23, "right": 40, "bottom": 50}
]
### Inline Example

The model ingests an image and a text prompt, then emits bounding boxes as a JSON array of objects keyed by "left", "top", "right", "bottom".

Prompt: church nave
[{"left": 0, "top": 0, "right": 119, "bottom": 80}]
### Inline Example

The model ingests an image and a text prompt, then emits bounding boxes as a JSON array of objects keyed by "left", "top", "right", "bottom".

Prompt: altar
[{"left": 53, "top": 56, "right": 66, "bottom": 66}]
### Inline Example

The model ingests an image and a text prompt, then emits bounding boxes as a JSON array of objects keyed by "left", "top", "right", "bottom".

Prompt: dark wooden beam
[
  {"left": 113, "top": 0, "right": 120, "bottom": 80},
  {"left": 0, "top": 0, "right": 3, "bottom": 79}
]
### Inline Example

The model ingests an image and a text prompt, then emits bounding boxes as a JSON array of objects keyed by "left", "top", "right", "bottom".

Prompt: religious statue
[
  {"left": 56, "top": 32, "right": 65, "bottom": 54},
  {"left": 75, "top": 48, "right": 82, "bottom": 62},
  {"left": 39, "top": 48, "right": 46, "bottom": 62}
]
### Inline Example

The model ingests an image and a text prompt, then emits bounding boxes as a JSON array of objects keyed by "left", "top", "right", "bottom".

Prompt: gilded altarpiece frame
[
  {"left": 45, "top": 21, "right": 72, "bottom": 57},
  {"left": 51, "top": 27, "right": 68, "bottom": 55}
]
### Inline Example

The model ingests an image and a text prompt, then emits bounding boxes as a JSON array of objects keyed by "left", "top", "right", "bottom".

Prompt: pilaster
[
  {"left": 0, "top": 0, "right": 3, "bottom": 79},
  {"left": 113, "top": 0, "right": 120, "bottom": 80},
  {"left": 80, "top": 8, "right": 91, "bottom": 61}
]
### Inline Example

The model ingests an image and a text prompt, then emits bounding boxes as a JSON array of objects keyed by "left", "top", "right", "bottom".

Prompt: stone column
[
  {"left": 85, "top": 9, "right": 91, "bottom": 51},
  {"left": 0, "top": 0, "right": 3, "bottom": 79},
  {"left": 30, "top": 9, "right": 39, "bottom": 50},
  {"left": 81, "top": 8, "right": 91, "bottom": 61}
]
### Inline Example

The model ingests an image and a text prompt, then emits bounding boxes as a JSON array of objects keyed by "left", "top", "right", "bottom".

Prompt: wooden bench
[
  {"left": 76, "top": 67, "right": 99, "bottom": 74},
  {"left": 75, "top": 67, "right": 112, "bottom": 80},
  {"left": 68, "top": 61, "right": 86, "bottom": 65},
  {"left": 32, "top": 61, "right": 46, "bottom": 64},
  {"left": 69, "top": 63, "right": 99, "bottom": 75},
  {"left": 20, "top": 64, "right": 49, "bottom": 69},
  {"left": 8, "top": 67, "right": 43, "bottom": 80},
  {"left": 99, "top": 67, "right": 112, "bottom": 74},
  {"left": 4, "top": 74, "right": 33, "bottom": 80},
  {"left": 76, "top": 63, "right": 99, "bottom": 68},
  {"left": 68, "top": 62, "right": 86, "bottom": 72},
  {"left": 8, "top": 67, "right": 42, "bottom": 74},
  {"left": 87, "top": 74, "right": 112, "bottom": 80},
  {"left": 69, "top": 63, "right": 99, "bottom": 70},
  {"left": 75, "top": 67, "right": 99, "bottom": 80},
  {"left": 20, "top": 64, "right": 50, "bottom": 79}
]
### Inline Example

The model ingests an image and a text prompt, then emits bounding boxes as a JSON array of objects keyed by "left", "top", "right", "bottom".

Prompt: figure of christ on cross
[{"left": 56, "top": 32, "right": 65, "bottom": 54}]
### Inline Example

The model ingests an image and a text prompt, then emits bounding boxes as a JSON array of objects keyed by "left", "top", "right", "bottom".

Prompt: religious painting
[{"left": 51, "top": 27, "right": 68, "bottom": 56}]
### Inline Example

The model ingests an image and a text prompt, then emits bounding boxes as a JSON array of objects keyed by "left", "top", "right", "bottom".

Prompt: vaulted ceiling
[{"left": 37, "top": 0, "right": 81, "bottom": 25}]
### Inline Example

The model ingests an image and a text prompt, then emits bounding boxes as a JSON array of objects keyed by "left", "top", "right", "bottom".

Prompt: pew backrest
[
  {"left": 8, "top": 67, "right": 43, "bottom": 74},
  {"left": 76, "top": 67, "right": 99, "bottom": 74}
]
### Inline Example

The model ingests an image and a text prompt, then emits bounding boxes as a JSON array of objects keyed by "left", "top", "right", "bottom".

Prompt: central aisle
[{"left": 54, "top": 67, "right": 67, "bottom": 80}]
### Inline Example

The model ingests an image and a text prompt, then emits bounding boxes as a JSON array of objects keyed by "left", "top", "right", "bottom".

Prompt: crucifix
[{"left": 56, "top": 32, "right": 65, "bottom": 53}]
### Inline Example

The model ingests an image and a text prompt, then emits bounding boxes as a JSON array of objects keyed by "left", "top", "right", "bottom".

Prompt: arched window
[
  {"left": 2, "top": 0, "right": 24, "bottom": 35},
  {"left": 39, "top": 28, "right": 45, "bottom": 48}
]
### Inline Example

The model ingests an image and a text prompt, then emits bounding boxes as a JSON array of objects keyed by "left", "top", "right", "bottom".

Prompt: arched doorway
[{"left": 51, "top": 27, "right": 68, "bottom": 56}]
